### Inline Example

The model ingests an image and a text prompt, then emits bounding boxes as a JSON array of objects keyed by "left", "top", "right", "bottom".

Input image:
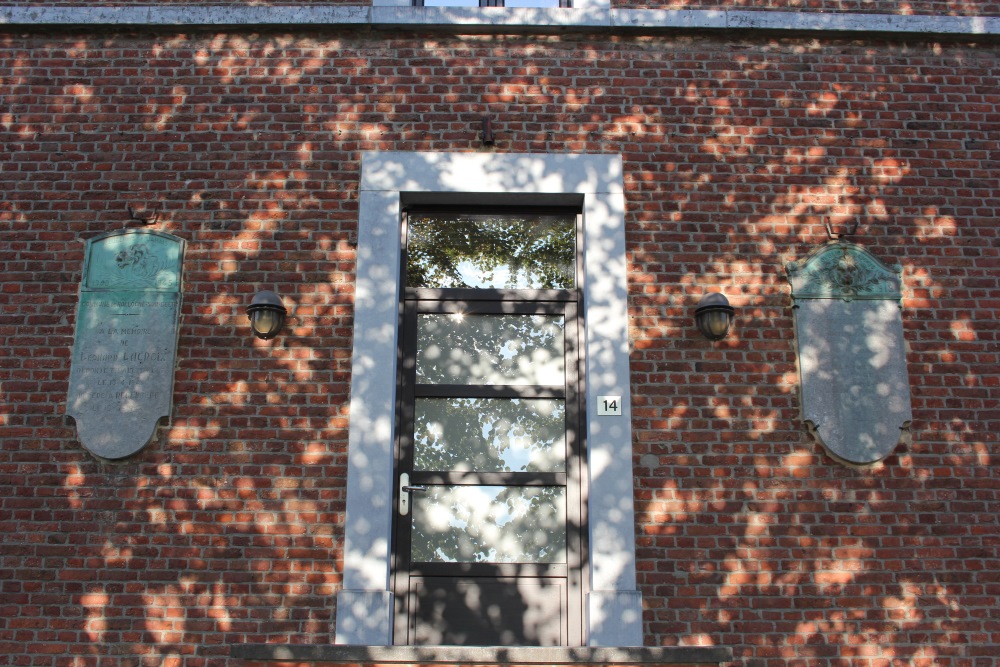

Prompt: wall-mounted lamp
[
  {"left": 247, "top": 290, "right": 287, "bottom": 340},
  {"left": 695, "top": 292, "right": 735, "bottom": 341}
]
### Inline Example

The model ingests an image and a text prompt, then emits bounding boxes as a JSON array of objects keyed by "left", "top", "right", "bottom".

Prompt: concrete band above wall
[{"left": 2, "top": 5, "right": 998, "bottom": 37}]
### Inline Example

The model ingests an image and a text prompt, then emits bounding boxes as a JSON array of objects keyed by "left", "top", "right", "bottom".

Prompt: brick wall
[
  {"left": 615, "top": 0, "right": 1000, "bottom": 15},
  {"left": 1, "top": 28, "right": 998, "bottom": 666}
]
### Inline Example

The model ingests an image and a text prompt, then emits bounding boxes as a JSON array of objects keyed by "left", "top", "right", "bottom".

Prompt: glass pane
[
  {"left": 415, "top": 398, "right": 565, "bottom": 472},
  {"left": 417, "top": 314, "right": 565, "bottom": 385},
  {"left": 423, "top": 0, "right": 480, "bottom": 5},
  {"left": 505, "top": 0, "right": 564, "bottom": 5},
  {"left": 411, "top": 486, "right": 566, "bottom": 563},
  {"left": 407, "top": 213, "right": 576, "bottom": 289}
]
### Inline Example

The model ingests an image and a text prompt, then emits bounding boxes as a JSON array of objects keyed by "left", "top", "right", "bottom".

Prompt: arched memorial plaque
[
  {"left": 67, "top": 230, "right": 185, "bottom": 460},
  {"left": 786, "top": 242, "right": 912, "bottom": 465}
]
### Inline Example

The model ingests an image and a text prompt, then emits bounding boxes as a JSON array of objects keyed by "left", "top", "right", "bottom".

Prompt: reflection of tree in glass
[
  {"left": 411, "top": 486, "right": 566, "bottom": 564},
  {"left": 415, "top": 398, "right": 565, "bottom": 473},
  {"left": 407, "top": 214, "right": 576, "bottom": 289},
  {"left": 418, "top": 314, "right": 565, "bottom": 385}
]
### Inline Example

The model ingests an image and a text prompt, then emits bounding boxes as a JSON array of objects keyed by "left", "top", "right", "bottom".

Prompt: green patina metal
[
  {"left": 69, "top": 229, "right": 185, "bottom": 460},
  {"left": 785, "top": 240, "right": 911, "bottom": 466},
  {"left": 82, "top": 229, "right": 183, "bottom": 292},
  {"left": 786, "top": 241, "right": 902, "bottom": 302}
]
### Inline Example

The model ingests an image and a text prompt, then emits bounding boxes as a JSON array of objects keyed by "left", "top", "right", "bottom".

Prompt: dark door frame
[{"left": 390, "top": 208, "right": 588, "bottom": 646}]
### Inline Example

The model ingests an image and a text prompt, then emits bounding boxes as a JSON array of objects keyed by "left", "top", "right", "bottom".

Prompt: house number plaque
[{"left": 598, "top": 395, "right": 623, "bottom": 416}]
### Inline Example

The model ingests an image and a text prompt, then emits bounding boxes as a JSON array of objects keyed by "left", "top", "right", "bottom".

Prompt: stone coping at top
[
  {"left": 1, "top": 5, "right": 998, "bottom": 36},
  {"left": 229, "top": 644, "right": 734, "bottom": 665}
]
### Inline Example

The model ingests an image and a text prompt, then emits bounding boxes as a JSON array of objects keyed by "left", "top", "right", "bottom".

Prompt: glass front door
[{"left": 392, "top": 209, "right": 585, "bottom": 645}]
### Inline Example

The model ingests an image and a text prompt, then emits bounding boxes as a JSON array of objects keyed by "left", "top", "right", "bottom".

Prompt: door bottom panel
[{"left": 408, "top": 577, "right": 566, "bottom": 646}]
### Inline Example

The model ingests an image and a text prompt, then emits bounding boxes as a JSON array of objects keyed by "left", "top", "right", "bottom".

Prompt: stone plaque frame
[
  {"left": 67, "top": 229, "right": 185, "bottom": 460},
  {"left": 786, "top": 241, "right": 913, "bottom": 465}
]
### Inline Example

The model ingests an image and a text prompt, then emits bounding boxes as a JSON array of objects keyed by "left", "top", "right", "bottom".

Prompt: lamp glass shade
[
  {"left": 250, "top": 309, "right": 283, "bottom": 339},
  {"left": 697, "top": 310, "right": 732, "bottom": 340}
]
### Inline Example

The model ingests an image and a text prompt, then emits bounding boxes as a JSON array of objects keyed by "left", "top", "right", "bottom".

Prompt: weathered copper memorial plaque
[
  {"left": 787, "top": 242, "right": 912, "bottom": 465},
  {"left": 67, "top": 230, "right": 185, "bottom": 459}
]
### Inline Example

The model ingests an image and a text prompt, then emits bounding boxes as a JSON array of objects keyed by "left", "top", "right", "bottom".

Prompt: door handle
[{"left": 398, "top": 473, "right": 427, "bottom": 516}]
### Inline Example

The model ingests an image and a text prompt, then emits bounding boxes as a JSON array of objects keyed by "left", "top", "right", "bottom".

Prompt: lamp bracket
[
  {"left": 126, "top": 204, "right": 160, "bottom": 227},
  {"left": 824, "top": 219, "right": 860, "bottom": 241}
]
